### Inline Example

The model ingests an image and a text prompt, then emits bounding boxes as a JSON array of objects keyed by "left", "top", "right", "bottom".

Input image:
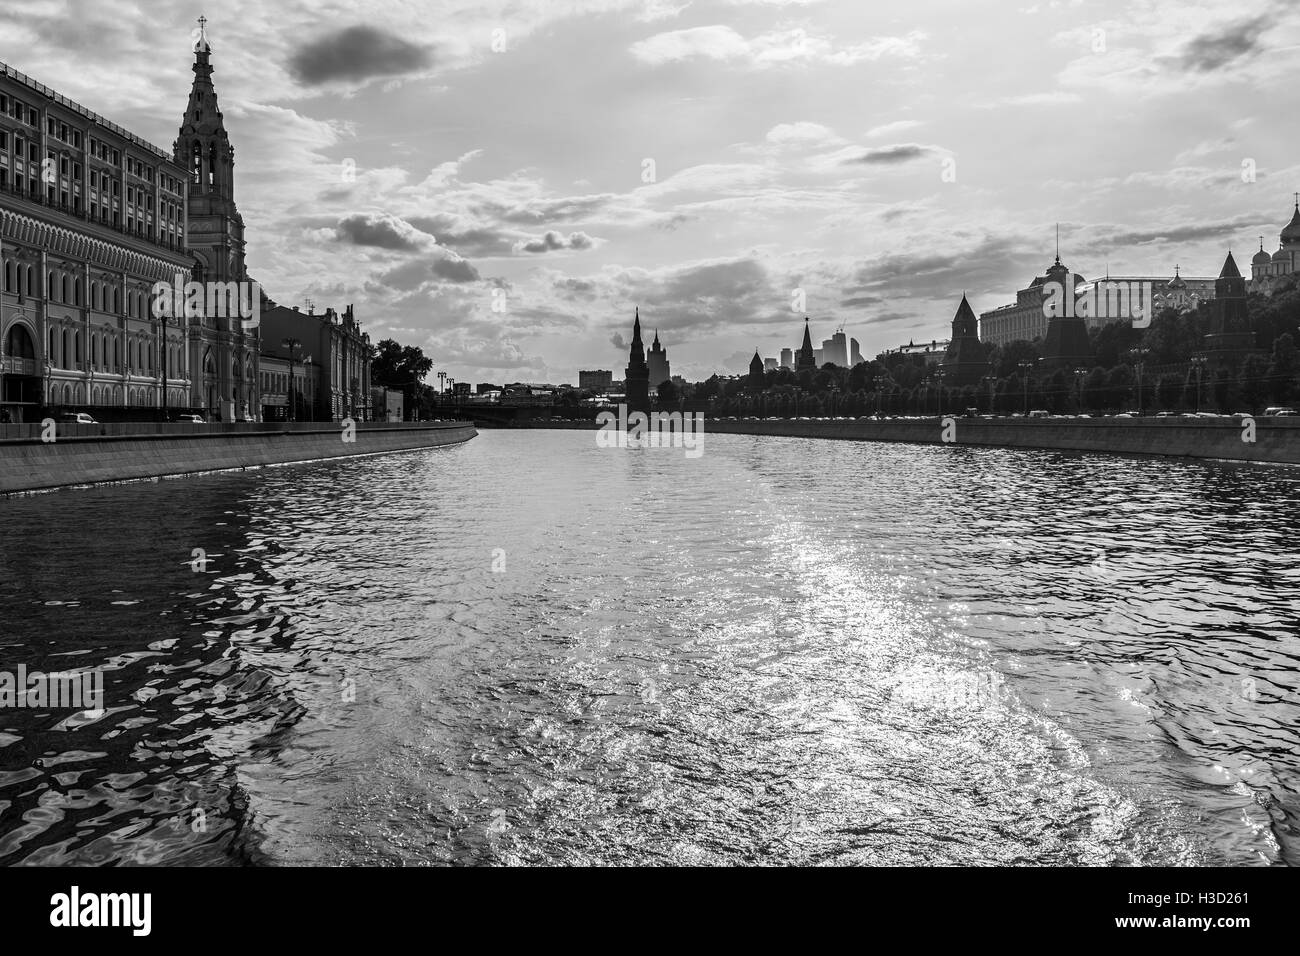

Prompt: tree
[
  {"left": 371, "top": 339, "right": 433, "bottom": 389},
  {"left": 657, "top": 379, "right": 678, "bottom": 404}
]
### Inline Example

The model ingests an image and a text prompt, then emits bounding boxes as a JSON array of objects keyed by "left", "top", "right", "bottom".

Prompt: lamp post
[
  {"left": 981, "top": 374, "right": 998, "bottom": 415},
  {"left": 934, "top": 369, "right": 946, "bottom": 417},
  {"left": 282, "top": 337, "right": 300, "bottom": 422},
  {"left": 1128, "top": 347, "right": 1150, "bottom": 415},
  {"left": 1073, "top": 367, "right": 1088, "bottom": 414},
  {"left": 1190, "top": 355, "right": 1207, "bottom": 414},
  {"left": 437, "top": 370, "right": 447, "bottom": 404},
  {"left": 1018, "top": 360, "right": 1034, "bottom": 416}
]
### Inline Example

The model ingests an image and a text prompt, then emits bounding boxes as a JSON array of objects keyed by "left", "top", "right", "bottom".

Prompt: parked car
[
  {"left": 57, "top": 412, "right": 97, "bottom": 425},
  {"left": 177, "top": 414, "right": 205, "bottom": 424},
  {"left": 1155, "top": 411, "right": 1178, "bottom": 418},
  {"left": 1028, "top": 409, "right": 1050, "bottom": 418},
  {"left": 1264, "top": 406, "right": 1299, "bottom": 417}
]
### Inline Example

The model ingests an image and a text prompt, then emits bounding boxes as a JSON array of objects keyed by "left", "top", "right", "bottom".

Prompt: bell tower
[{"left": 175, "top": 16, "right": 246, "bottom": 285}]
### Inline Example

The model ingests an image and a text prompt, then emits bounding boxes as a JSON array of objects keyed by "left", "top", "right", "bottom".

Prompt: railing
[
  {"left": 0, "top": 60, "right": 172, "bottom": 161},
  {"left": 0, "top": 356, "right": 38, "bottom": 375},
  {"left": 0, "top": 180, "right": 183, "bottom": 254}
]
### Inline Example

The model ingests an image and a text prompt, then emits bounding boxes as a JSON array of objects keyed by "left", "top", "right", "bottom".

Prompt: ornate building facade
[
  {"left": 0, "top": 23, "right": 259, "bottom": 422},
  {"left": 261, "top": 300, "right": 372, "bottom": 421}
]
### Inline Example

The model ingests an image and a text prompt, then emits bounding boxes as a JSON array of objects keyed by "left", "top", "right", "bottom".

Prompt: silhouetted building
[
  {"left": 850, "top": 338, "right": 863, "bottom": 366},
  {"left": 795, "top": 318, "right": 816, "bottom": 371},
  {"left": 780, "top": 347, "right": 793, "bottom": 369},
  {"left": 939, "top": 295, "right": 991, "bottom": 387},
  {"left": 647, "top": 329, "right": 670, "bottom": 389},
  {"left": 624, "top": 307, "right": 649, "bottom": 414},
  {"left": 1040, "top": 254, "right": 1092, "bottom": 369},
  {"left": 1204, "top": 251, "right": 1257, "bottom": 365},
  {"left": 748, "top": 350, "right": 765, "bottom": 389}
]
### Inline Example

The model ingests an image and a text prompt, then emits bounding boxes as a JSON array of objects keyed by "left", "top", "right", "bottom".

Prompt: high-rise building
[
  {"left": 850, "top": 338, "right": 863, "bottom": 366},
  {"left": 780, "top": 347, "right": 793, "bottom": 369},
  {"left": 647, "top": 329, "right": 670, "bottom": 389},
  {"left": 821, "top": 330, "right": 848, "bottom": 367},
  {"left": 764, "top": 357, "right": 777, "bottom": 371},
  {"left": 624, "top": 307, "right": 649, "bottom": 414},
  {"left": 814, "top": 347, "right": 823, "bottom": 366}
]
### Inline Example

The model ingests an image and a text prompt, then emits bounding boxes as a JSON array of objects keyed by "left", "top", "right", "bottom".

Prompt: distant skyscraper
[
  {"left": 795, "top": 318, "right": 816, "bottom": 371},
  {"left": 624, "top": 308, "right": 650, "bottom": 413},
  {"left": 822, "top": 330, "right": 849, "bottom": 366},
  {"left": 814, "top": 348, "right": 824, "bottom": 366},
  {"left": 780, "top": 348, "right": 793, "bottom": 369},
  {"left": 647, "top": 330, "right": 670, "bottom": 389},
  {"left": 764, "top": 357, "right": 778, "bottom": 371},
  {"left": 850, "top": 338, "right": 863, "bottom": 366}
]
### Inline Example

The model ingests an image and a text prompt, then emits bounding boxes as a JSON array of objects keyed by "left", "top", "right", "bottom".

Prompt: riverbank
[
  {"left": 0, "top": 420, "right": 476, "bottom": 494},
  {"left": 702, "top": 416, "right": 1300, "bottom": 465}
]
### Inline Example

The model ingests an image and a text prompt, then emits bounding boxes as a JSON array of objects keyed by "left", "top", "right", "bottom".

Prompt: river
[{"left": 1, "top": 430, "right": 1297, "bottom": 865}]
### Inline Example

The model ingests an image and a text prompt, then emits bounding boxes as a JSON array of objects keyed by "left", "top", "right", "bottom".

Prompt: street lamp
[
  {"left": 282, "top": 337, "right": 301, "bottom": 422},
  {"left": 934, "top": 369, "right": 946, "bottom": 417},
  {"left": 1190, "top": 355, "right": 1208, "bottom": 414},
  {"left": 1018, "top": 360, "right": 1034, "bottom": 416},
  {"left": 981, "top": 374, "right": 998, "bottom": 415},
  {"left": 1128, "top": 347, "right": 1150, "bottom": 415},
  {"left": 1073, "top": 367, "right": 1088, "bottom": 414}
]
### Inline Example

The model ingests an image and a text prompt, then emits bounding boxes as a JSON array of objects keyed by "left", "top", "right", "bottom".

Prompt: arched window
[
  {"left": 73, "top": 278, "right": 82, "bottom": 307},
  {"left": 4, "top": 261, "right": 12, "bottom": 293},
  {"left": 113, "top": 339, "right": 120, "bottom": 371},
  {"left": 48, "top": 328, "right": 56, "bottom": 363},
  {"left": 74, "top": 331, "right": 82, "bottom": 366},
  {"left": 5, "top": 325, "right": 36, "bottom": 360},
  {"left": 48, "top": 271, "right": 56, "bottom": 300},
  {"left": 26, "top": 266, "right": 34, "bottom": 297},
  {"left": 62, "top": 330, "right": 71, "bottom": 368},
  {"left": 113, "top": 288, "right": 120, "bottom": 314},
  {"left": 62, "top": 275, "right": 70, "bottom": 302}
]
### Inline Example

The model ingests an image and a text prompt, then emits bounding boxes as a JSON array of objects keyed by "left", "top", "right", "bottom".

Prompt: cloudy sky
[{"left": 3, "top": 0, "right": 1299, "bottom": 383}]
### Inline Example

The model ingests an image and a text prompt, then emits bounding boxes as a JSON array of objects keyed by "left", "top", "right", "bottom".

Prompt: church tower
[
  {"left": 174, "top": 18, "right": 258, "bottom": 421},
  {"left": 625, "top": 308, "right": 650, "bottom": 415},
  {"left": 795, "top": 318, "right": 816, "bottom": 371}
]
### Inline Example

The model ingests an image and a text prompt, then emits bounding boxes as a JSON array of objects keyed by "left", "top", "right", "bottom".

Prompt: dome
[
  {"left": 1167, "top": 273, "right": 1186, "bottom": 290},
  {"left": 1253, "top": 245, "right": 1272, "bottom": 266},
  {"left": 1282, "top": 203, "right": 1300, "bottom": 243},
  {"left": 1273, "top": 247, "right": 1289, "bottom": 261}
]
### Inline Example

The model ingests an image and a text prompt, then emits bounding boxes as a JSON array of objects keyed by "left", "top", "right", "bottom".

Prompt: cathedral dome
[
  {"left": 1253, "top": 244, "right": 1272, "bottom": 266},
  {"left": 1281, "top": 203, "right": 1300, "bottom": 243}
]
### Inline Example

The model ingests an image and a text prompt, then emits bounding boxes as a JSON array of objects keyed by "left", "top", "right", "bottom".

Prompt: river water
[{"left": 1, "top": 431, "right": 1297, "bottom": 866}]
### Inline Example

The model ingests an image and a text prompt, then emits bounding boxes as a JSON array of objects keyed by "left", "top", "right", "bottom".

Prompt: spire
[
  {"left": 177, "top": 16, "right": 234, "bottom": 201},
  {"left": 800, "top": 318, "right": 813, "bottom": 352},
  {"left": 1219, "top": 250, "right": 1241, "bottom": 279},
  {"left": 652, "top": 328, "right": 661, "bottom": 349},
  {"left": 631, "top": 307, "right": 643, "bottom": 350},
  {"left": 194, "top": 14, "right": 210, "bottom": 53},
  {"left": 1055, "top": 223, "right": 1060, "bottom": 265}
]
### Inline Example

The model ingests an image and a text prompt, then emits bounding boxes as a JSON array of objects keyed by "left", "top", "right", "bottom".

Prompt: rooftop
[{"left": 0, "top": 59, "right": 174, "bottom": 162}]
